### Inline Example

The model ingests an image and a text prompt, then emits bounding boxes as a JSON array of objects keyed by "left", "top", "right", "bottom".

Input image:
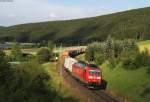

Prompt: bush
[
  {"left": 37, "top": 48, "right": 51, "bottom": 63},
  {"left": 122, "top": 57, "right": 137, "bottom": 69},
  {"left": 121, "top": 48, "right": 150, "bottom": 70},
  {"left": 139, "top": 49, "right": 150, "bottom": 73},
  {"left": 105, "top": 36, "right": 114, "bottom": 59},
  {"left": 47, "top": 40, "right": 54, "bottom": 51},
  {"left": 0, "top": 60, "right": 59, "bottom": 102},
  {"left": 94, "top": 52, "right": 105, "bottom": 65},
  {"left": 11, "top": 42, "right": 23, "bottom": 61},
  {"left": 121, "top": 46, "right": 139, "bottom": 70},
  {"left": 85, "top": 44, "right": 95, "bottom": 62},
  {"left": 0, "top": 51, "right": 11, "bottom": 86}
]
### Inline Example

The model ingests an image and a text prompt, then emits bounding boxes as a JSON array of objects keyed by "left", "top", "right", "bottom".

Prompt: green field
[
  {"left": 4, "top": 48, "right": 40, "bottom": 55},
  {"left": 101, "top": 62, "right": 150, "bottom": 102},
  {"left": 138, "top": 40, "right": 150, "bottom": 54}
]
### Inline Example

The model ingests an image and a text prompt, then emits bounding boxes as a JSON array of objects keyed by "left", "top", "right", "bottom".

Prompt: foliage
[
  {"left": 86, "top": 37, "right": 125, "bottom": 65},
  {"left": 47, "top": 40, "right": 54, "bottom": 51},
  {"left": 47, "top": 40, "right": 54, "bottom": 58},
  {"left": 0, "top": 50, "right": 10, "bottom": 86},
  {"left": 1, "top": 7, "right": 150, "bottom": 45},
  {"left": 37, "top": 48, "right": 51, "bottom": 63},
  {"left": 101, "top": 62, "right": 150, "bottom": 102},
  {"left": 105, "top": 36, "right": 114, "bottom": 60},
  {"left": 86, "top": 38, "right": 150, "bottom": 71},
  {"left": 94, "top": 43, "right": 106, "bottom": 65},
  {"left": 0, "top": 60, "right": 58, "bottom": 102},
  {"left": 121, "top": 47, "right": 150, "bottom": 71},
  {"left": 0, "top": 52, "right": 80, "bottom": 102},
  {"left": 85, "top": 43, "right": 95, "bottom": 62},
  {"left": 139, "top": 49, "right": 150, "bottom": 72},
  {"left": 11, "top": 42, "right": 23, "bottom": 61}
]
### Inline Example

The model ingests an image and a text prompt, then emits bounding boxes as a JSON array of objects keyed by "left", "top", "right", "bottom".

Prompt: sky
[{"left": 0, "top": 0, "right": 150, "bottom": 26}]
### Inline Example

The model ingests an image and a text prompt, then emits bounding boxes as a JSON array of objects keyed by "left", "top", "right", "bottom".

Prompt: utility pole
[
  {"left": 58, "top": 42, "right": 63, "bottom": 101},
  {"left": 54, "top": 44, "right": 58, "bottom": 61},
  {"left": 60, "top": 43, "right": 63, "bottom": 82}
]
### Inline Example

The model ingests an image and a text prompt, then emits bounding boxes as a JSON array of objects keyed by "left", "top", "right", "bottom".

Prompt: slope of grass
[
  {"left": 138, "top": 40, "right": 150, "bottom": 54},
  {"left": 101, "top": 63, "right": 150, "bottom": 102},
  {"left": 42, "top": 62, "right": 83, "bottom": 102},
  {"left": 75, "top": 53, "right": 86, "bottom": 61},
  {"left": 1, "top": 7, "right": 150, "bottom": 45}
]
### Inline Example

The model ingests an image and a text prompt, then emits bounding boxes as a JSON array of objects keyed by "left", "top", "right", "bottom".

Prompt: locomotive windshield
[
  {"left": 88, "top": 64, "right": 98, "bottom": 68},
  {"left": 89, "top": 70, "right": 100, "bottom": 76},
  {"left": 76, "top": 61, "right": 87, "bottom": 68}
]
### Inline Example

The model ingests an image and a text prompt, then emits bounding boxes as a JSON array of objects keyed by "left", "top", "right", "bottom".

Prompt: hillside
[
  {"left": 0, "top": 7, "right": 150, "bottom": 45},
  {"left": 75, "top": 40, "right": 150, "bottom": 102}
]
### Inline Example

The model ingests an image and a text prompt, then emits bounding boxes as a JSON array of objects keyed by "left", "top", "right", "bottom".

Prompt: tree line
[
  {"left": 9, "top": 40, "right": 58, "bottom": 63},
  {"left": 85, "top": 36, "right": 150, "bottom": 72}
]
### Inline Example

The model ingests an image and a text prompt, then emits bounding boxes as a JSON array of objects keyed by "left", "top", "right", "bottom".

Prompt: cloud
[
  {"left": 8, "top": 13, "right": 16, "bottom": 18},
  {"left": 49, "top": 13, "right": 56, "bottom": 18},
  {"left": 0, "top": 0, "right": 116, "bottom": 26}
]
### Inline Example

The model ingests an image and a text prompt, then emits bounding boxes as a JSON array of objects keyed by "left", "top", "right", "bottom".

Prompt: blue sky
[
  {"left": 0, "top": 0, "right": 150, "bottom": 26},
  {"left": 47, "top": 0, "right": 150, "bottom": 9}
]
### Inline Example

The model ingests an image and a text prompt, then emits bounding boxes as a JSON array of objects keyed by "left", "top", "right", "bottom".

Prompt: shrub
[
  {"left": 94, "top": 52, "right": 105, "bottom": 65},
  {"left": 121, "top": 47, "right": 150, "bottom": 70},
  {"left": 37, "top": 48, "right": 51, "bottom": 63},
  {"left": 138, "top": 49, "right": 150, "bottom": 73},
  {"left": 47, "top": 40, "right": 54, "bottom": 51},
  {"left": 121, "top": 46, "right": 139, "bottom": 70},
  {"left": 0, "top": 51, "right": 11, "bottom": 85},
  {"left": 85, "top": 44, "right": 95, "bottom": 62},
  {"left": 105, "top": 36, "right": 114, "bottom": 59},
  {"left": 113, "top": 40, "right": 124, "bottom": 58},
  {"left": 122, "top": 57, "right": 137, "bottom": 69},
  {"left": 94, "top": 43, "right": 106, "bottom": 65},
  {"left": 0, "top": 61, "right": 58, "bottom": 102},
  {"left": 11, "top": 42, "right": 23, "bottom": 61}
]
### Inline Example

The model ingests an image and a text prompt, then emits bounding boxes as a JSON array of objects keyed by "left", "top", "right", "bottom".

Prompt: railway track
[
  {"left": 91, "top": 90, "right": 122, "bottom": 102},
  {"left": 58, "top": 60, "right": 124, "bottom": 102}
]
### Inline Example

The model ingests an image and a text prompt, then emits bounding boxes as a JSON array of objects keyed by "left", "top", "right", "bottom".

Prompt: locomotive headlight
[
  {"left": 89, "top": 76, "right": 93, "bottom": 79},
  {"left": 97, "top": 77, "right": 101, "bottom": 79}
]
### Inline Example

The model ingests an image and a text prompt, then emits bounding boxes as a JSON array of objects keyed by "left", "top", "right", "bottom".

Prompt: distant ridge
[{"left": 0, "top": 7, "right": 150, "bottom": 45}]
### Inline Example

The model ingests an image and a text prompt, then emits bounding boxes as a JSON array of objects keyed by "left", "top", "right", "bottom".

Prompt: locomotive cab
[
  {"left": 72, "top": 62, "right": 102, "bottom": 88},
  {"left": 86, "top": 64, "right": 102, "bottom": 87}
]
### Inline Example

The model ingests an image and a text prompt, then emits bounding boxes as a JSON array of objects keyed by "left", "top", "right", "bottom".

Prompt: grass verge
[
  {"left": 42, "top": 62, "right": 83, "bottom": 102},
  {"left": 101, "top": 62, "right": 150, "bottom": 102}
]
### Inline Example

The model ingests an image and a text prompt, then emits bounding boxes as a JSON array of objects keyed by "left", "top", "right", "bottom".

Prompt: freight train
[{"left": 63, "top": 55, "right": 102, "bottom": 88}]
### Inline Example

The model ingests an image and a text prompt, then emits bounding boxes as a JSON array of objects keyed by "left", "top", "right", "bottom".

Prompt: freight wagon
[{"left": 64, "top": 57, "right": 77, "bottom": 72}]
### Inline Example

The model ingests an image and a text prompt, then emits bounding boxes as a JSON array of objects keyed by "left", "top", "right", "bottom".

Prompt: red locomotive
[
  {"left": 64, "top": 57, "right": 102, "bottom": 88},
  {"left": 72, "top": 61, "right": 102, "bottom": 87}
]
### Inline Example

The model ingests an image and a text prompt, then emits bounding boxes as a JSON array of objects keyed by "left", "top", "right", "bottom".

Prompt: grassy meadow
[
  {"left": 101, "top": 62, "right": 150, "bottom": 102},
  {"left": 138, "top": 40, "right": 150, "bottom": 54}
]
